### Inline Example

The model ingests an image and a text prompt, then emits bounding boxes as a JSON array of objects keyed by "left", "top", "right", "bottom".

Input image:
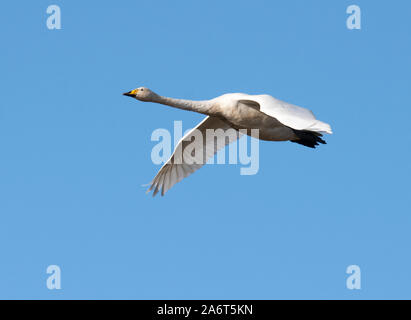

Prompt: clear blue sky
[{"left": 1, "top": 0, "right": 410, "bottom": 299}]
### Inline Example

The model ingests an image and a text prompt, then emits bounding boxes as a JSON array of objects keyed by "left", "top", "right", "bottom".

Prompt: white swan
[{"left": 123, "top": 87, "right": 332, "bottom": 196}]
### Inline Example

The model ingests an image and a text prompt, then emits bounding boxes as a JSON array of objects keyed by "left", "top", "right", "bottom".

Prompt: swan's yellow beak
[{"left": 123, "top": 89, "right": 137, "bottom": 97}]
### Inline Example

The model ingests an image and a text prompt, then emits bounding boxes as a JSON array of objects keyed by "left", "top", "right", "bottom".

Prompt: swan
[{"left": 123, "top": 87, "right": 333, "bottom": 196}]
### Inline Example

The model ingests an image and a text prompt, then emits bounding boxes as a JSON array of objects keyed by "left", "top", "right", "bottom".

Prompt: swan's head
[{"left": 123, "top": 87, "right": 157, "bottom": 102}]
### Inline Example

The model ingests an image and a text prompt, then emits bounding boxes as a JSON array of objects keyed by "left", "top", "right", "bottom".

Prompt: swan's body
[{"left": 123, "top": 87, "right": 332, "bottom": 196}]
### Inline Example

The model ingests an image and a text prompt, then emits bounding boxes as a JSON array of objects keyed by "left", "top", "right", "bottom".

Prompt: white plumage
[{"left": 123, "top": 88, "right": 332, "bottom": 196}]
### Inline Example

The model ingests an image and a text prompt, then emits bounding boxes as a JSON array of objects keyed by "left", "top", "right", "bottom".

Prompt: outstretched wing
[
  {"left": 147, "top": 116, "right": 240, "bottom": 196},
  {"left": 244, "top": 95, "right": 333, "bottom": 134}
]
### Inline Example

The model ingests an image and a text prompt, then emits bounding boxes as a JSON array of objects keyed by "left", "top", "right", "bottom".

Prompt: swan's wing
[
  {"left": 242, "top": 95, "right": 332, "bottom": 134},
  {"left": 147, "top": 116, "right": 240, "bottom": 196}
]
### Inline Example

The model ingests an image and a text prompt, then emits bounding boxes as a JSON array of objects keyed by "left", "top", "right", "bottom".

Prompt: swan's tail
[
  {"left": 291, "top": 129, "right": 327, "bottom": 149},
  {"left": 306, "top": 120, "right": 333, "bottom": 135}
]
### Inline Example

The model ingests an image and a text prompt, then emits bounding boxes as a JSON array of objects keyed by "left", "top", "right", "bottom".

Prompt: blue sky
[{"left": 1, "top": 0, "right": 410, "bottom": 299}]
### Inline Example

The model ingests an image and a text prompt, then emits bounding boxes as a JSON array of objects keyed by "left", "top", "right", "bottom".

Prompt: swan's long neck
[{"left": 152, "top": 95, "right": 214, "bottom": 115}]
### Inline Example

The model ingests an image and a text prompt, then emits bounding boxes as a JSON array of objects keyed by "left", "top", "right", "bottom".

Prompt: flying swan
[{"left": 123, "top": 88, "right": 332, "bottom": 196}]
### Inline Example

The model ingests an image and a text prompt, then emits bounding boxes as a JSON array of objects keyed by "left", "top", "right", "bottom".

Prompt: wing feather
[
  {"left": 245, "top": 95, "right": 332, "bottom": 134},
  {"left": 148, "top": 116, "right": 241, "bottom": 196}
]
